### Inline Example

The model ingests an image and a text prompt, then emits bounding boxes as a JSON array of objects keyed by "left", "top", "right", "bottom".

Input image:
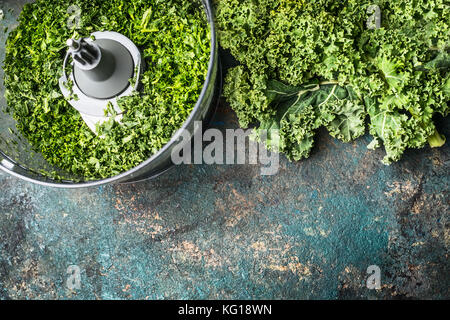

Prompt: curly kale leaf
[
  {"left": 217, "top": 0, "right": 450, "bottom": 164},
  {"left": 252, "top": 80, "right": 366, "bottom": 160}
]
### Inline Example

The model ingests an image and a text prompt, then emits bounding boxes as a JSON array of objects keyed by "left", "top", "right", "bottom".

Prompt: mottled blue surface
[
  {"left": 0, "top": 101, "right": 449, "bottom": 300},
  {"left": 0, "top": 0, "right": 447, "bottom": 301}
]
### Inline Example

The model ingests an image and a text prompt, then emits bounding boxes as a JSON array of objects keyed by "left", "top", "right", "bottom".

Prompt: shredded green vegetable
[{"left": 4, "top": 0, "right": 210, "bottom": 179}]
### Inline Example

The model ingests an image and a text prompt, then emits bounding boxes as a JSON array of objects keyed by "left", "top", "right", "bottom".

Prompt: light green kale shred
[
  {"left": 216, "top": 0, "right": 449, "bottom": 164},
  {"left": 4, "top": 0, "right": 210, "bottom": 179}
]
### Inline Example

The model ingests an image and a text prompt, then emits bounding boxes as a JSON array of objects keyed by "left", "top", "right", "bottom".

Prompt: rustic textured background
[
  {"left": 0, "top": 100, "right": 449, "bottom": 299},
  {"left": 0, "top": 0, "right": 449, "bottom": 300}
]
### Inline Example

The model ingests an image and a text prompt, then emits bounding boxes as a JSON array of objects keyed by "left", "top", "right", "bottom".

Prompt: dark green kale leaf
[
  {"left": 253, "top": 80, "right": 366, "bottom": 160},
  {"left": 216, "top": 0, "right": 450, "bottom": 164}
]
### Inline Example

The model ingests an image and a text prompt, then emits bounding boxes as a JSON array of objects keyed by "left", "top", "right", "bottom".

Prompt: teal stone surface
[
  {"left": 0, "top": 100, "right": 448, "bottom": 299},
  {"left": 0, "top": 0, "right": 449, "bottom": 300}
]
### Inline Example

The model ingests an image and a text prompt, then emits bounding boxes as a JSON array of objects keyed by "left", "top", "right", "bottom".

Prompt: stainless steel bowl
[{"left": 0, "top": 0, "right": 219, "bottom": 188}]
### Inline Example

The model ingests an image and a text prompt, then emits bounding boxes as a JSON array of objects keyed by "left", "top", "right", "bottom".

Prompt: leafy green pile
[
  {"left": 3, "top": 0, "right": 210, "bottom": 179},
  {"left": 216, "top": 0, "right": 449, "bottom": 164}
]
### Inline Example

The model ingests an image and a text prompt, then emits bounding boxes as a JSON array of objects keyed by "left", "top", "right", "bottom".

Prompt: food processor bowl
[{"left": 0, "top": 0, "right": 219, "bottom": 188}]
